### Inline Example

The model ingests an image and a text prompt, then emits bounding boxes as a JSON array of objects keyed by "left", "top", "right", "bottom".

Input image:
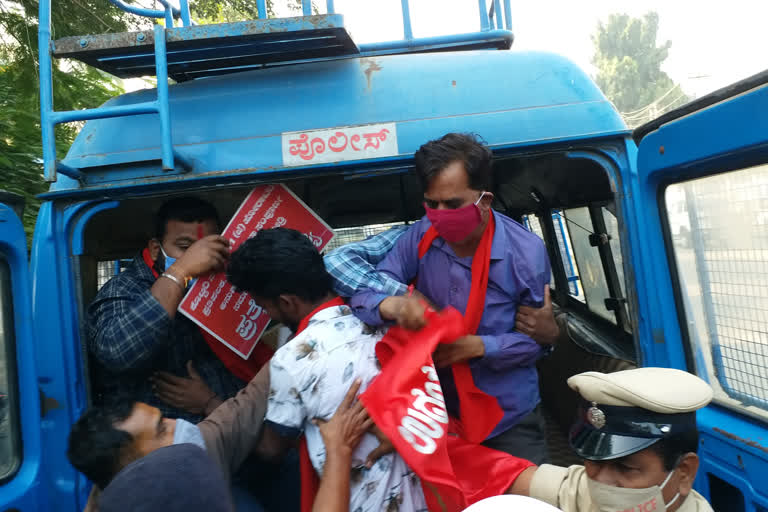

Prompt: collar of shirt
[
  {"left": 302, "top": 304, "right": 352, "bottom": 330},
  {"left": 130, "top": 252, "right": 160, "bottom": 283}
]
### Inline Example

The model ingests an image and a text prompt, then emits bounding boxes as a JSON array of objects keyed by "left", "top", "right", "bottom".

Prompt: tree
[
  {"left": 0, "top": 0, "right": 130, "bottom": 242},
  {"left": 0, "top": 0, "right": 279, "bottom": 243},
  {"left": 592, "top": 12, "right": 689, "bottom": 127}
]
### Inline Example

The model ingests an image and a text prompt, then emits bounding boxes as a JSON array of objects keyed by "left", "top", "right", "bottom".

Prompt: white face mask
[{"left": 587, "top": 468, "right": 680, "bottom": 512}]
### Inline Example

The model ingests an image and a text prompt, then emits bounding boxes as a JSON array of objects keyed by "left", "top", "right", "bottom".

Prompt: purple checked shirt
[{"left": 350, "top": 211, "right": 551, "bottom": 439}]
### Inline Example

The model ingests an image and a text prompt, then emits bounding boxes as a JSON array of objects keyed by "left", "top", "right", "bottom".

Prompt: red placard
[{"left": 178, "top": 185, "right": 335, "bottom": 359}]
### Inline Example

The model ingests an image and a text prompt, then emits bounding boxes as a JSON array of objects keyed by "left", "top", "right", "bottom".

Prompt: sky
[
  {"left": 274, "top": 0, "right": 768, "bottom": 99},
  {"left": 123, "top": 0, "right": 768, "bottom": 103}
]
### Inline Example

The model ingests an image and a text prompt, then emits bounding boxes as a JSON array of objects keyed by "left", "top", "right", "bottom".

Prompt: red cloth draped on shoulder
[
  {"left": 357, "top": 215, "right": 532, "bottom": 511},
  {"left": 299, "top": 216, "right": 533, "bottom": 512},
  {"left": 415, "top": 214, "right": 503, "bottom": 443}
]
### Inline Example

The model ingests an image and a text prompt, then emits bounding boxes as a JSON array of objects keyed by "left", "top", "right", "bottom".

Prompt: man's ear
[
  {"left": 676, "top": 453, "right": 699, "bottom": 497},
  {"left": 479, "top": 191, "right": 494, "bottom": 211},
  {"left": 479, "top": 191, "right": 495, "bottom": 220},
  {"left": 278, "top": 294, "right": 301, "bottom": 318},
  {"left": 147, "top": 239, "right": 162, "bottom": 262}
]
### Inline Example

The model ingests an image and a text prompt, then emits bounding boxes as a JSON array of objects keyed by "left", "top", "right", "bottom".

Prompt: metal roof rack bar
[{"left": 39, "top": 0, "right": 185, "bottom": 182}]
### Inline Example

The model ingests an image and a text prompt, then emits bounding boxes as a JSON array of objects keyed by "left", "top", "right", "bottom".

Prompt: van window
[
  {"left": 552, "top": 211, "right": 584, "bottom": 300},
  {"left": 524, "top": 207, "right": 630, "bottom": 331},
  {"left": 324, "top": 222, "right": 406, "bottom": 252},
  {"left": 666, "top": 164, "right": 768, "bottom": 419},
  {"left": 97, "top": 260, "right": 119, "bottom": 290},
  {"left": 0, "top": 257, "right": 20, "bottom": 481},
  {"left": 523, "top": 212, "right": 580, "bottom": 298},
  {"left": 563, "top": 207, "right": 615, "bottom": 323}
]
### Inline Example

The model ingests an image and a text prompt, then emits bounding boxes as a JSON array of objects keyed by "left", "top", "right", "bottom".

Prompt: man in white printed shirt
[{"left": 226, "top": 227, "right": 427, "bottom": 512}]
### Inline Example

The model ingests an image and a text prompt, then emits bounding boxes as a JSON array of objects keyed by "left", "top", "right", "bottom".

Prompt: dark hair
[
  {"left": 227, "top": 228, "right": 333, "bottom": 302},
  {"left": 67, "top": 401, "right": 136, "bottom": 489},
  {"left": 413, "top": 133, "right": 493, "bottom": 192},
  {"left": 153, "top": 197, "right": 220, "bottom": 240},
  {"left": 648, "top": 430, "right": 700, "bottom": 470}
]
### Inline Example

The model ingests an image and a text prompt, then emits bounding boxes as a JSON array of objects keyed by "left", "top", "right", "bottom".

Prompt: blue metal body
[
  {"left": 38, "top": 0, "right": 512, "bottom": 183},
  {"left": 633, "top": 84, "right": 768, "bottom": 511},
  {"left": 2, "top": 1, "right": 762, "bottom": 510},
  {"left": 48, "top": 50, "right": 622, "bottom": 196},
  {"left": 0, "top": 203, "right": 43, "bottom": 510}
]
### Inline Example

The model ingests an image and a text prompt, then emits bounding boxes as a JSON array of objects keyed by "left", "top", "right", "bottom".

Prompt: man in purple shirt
[{"left": 350, "top": 133, "right": 552, "bottom": 464}]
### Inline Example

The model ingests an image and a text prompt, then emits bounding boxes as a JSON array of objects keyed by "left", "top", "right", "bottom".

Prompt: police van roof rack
[{"left": 39, "top": 0, "right": 513, "bottom": 184}]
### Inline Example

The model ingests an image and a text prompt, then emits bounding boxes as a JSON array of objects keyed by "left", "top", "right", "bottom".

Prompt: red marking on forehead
[{"left": 197, "top": 224, "right": 203, "bottom": 240}]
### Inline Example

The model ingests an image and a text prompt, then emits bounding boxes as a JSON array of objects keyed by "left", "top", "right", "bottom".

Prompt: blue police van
[{"left": 1, "top": 0, "right": 768, "bottom": 509}]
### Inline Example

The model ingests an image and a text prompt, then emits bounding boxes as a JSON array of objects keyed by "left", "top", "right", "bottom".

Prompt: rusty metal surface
[
  {"left": 52, "top": 14, "right": 358, "bottom": 81},
  {"left": 54, "top": 15, "right": 346, "bottom": 55},
  {"left": 713, "top": 427, "right": 768, "bottom": 455}
]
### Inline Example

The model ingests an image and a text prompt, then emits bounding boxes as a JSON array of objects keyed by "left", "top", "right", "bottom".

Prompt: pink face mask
[{"left": 424, "top": 192, "right": 487, "bottom": 243}]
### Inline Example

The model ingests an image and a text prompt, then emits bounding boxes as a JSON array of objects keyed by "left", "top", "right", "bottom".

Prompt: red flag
[{"left": 360, "top": 308, "right": 533, "bottom": 511}]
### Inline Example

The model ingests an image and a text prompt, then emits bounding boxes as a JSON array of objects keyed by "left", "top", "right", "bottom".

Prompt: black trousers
[{"left": 482, "top": 405, "right": 550, "bottom": 465}]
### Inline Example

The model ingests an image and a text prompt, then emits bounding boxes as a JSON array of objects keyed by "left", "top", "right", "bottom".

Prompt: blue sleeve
[
  {"left": 349, "top": 223, "right": 425, "bottom": 325},
  {"left": 478, "top": 236, "right": 551, "bottom": 369},
  {"left": 324, "top": 226, "right": 409, "bottom": 297},
  {"left": 478, "top": 332, "right": 548, "bottom": 369}
]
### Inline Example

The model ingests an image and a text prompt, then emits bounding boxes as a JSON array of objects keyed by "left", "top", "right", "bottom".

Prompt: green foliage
[
  {"left": 0, "top": 0, "right": 133, "bottom": 242},
  {"left": 0, "top": 0, "right": 278, "bottom": 244},
  {"left": 592, "top": 11, "right": 689, "bottom": 121}
]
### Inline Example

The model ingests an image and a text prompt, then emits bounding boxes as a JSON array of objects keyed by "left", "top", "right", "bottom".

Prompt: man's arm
[
  {"left": 88, "top": 283, "right": 174, "bottom": 372},
  {"left": 431, "top": 239, "right": 553, "bottom": 370},
  {"left": 510, "top": 463, "right": 591, "bottom": 512},
  {"left": 324, "top": 226, "right": 409, "bottom": 298},
  {"left": 473, "top": 239, "right": 553, "bottom": 370},
  {"left": 150, "top": 235, "right": 230, "bottom": 317},
  {"left": 88, "top": 236, "right": 230, "bottom": 372},
  {"left": 515, "top": 285, "right": 564, "bottom": 346},
  {"left": 195, "top": 365, "right": 272, "bottom": 476},
  {"left": 349, "top": 223, "right": 425, "bottom": 326},
  {"left": 252, "top": 353, "right": 309, "bottom": 461}
]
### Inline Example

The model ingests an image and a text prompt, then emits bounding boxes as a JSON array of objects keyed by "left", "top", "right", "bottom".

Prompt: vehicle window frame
[
  {"left": 0, "top": 254, "right": 22, "bottom": 485},
  {"left": 661, "top": 165, "right": 768, "bottom": 423},
  {"left": 528, "top": 206, "right": 634, "bottom": 341},
  {"left": 559, "top": 203, "right": 631, "bottom": 330}
]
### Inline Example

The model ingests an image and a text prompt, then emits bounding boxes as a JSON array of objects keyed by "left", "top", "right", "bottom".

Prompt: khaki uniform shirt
[{"left": 530, "top": 464, "right": 714, "bottom": 512}]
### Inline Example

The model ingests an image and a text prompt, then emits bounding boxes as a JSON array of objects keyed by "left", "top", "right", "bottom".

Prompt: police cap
[{"left": 567, "top": 367, "right": 713, "bottom": 461}]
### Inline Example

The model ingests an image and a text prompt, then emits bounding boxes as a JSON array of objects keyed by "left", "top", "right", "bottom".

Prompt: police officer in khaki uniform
[{"left": 509, "top": 367, "right": 715, "bottom": 512}]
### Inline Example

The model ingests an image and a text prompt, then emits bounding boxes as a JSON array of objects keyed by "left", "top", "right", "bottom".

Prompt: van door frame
[
  {"left": 0, "top": 197, "right": 43, "bottom": 510},
  {"left": 633, "top": 73, "right": 768, "bottom": 509}
]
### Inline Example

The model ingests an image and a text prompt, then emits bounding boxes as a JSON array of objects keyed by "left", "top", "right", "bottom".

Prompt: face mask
[
  {"left": 160, "top": 245, "right": 176, "bottom": 272},
  {"left": 424, "top": 192, "right": 487, "bottom": 243},
  {"left": 172, "top": 419, "right": 207, "bottom": 451},
  {"left": 587, "top": 468, "right": 680, "bottom": 512}
]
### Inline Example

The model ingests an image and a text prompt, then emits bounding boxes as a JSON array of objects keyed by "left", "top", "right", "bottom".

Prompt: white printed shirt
[{"left": 266, "top": 304, "right": 427, "bottom": 512}]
